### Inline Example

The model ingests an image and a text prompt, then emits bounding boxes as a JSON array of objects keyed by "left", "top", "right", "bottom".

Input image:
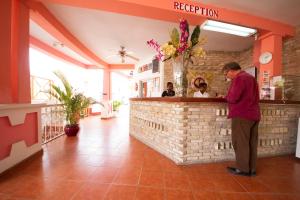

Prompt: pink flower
[
  {"left": 147, "top": 39, "right": 160, "bottom": 51},
  {"left": 179, "top": 19, "right": 188, "bottom": 32},
  {"left": 147, "top": 39, "right": 164, "bottom": 61},
  {"left": 179, "top": 19, "right": 189, "bottom": 53}
]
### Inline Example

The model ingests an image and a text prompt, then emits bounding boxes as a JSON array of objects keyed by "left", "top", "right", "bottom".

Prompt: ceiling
[
  {"left": 30, "top": 20, "right": 93, "bottom": 65},
  {"left": 29, "top": 0, "right": 300, "bottom": 68},
  {"left": 194, "top": 0, "right": 300, "bottom": 26}
]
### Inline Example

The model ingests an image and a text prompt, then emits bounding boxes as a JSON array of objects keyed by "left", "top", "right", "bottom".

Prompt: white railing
[
  {"left": 41, "top": 104, "right": 65, "bottom": 144},
  {"left": 30, "top": 76, "right": 53, "bottom": 101}
]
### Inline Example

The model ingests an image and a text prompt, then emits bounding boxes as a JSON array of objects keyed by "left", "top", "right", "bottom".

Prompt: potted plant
[
  {"left": 112, "top": 100, "right": 122, "bottom": 112},
  {"left": 49, "top": 71, "right": 93, "bottom": 136}
]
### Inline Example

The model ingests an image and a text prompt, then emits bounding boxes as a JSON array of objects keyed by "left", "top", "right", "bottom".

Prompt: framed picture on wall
[
  {"left": 245, "top": 66, "right": 257, "bottom": 79},
  {"left": 152, "top": 58, "right": 159, "bottom": 73}
]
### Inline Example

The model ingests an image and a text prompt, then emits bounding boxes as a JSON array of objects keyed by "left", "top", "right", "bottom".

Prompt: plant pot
[{"left": 64, "top": 124, "right": 80, "bottom": 136}]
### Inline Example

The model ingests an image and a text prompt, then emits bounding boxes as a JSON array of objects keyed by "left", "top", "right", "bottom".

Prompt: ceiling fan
[{"left": 115, "top": 46, "right": 139, "bottom": 63}]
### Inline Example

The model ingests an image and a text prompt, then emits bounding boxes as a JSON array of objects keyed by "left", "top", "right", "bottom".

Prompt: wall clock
[{"left": 259, "top": 52, "right": 273, "bottom": 64}]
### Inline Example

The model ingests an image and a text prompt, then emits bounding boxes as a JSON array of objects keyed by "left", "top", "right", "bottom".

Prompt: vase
[
  {"left": 64, "top": 124, "right": 80, "bottom": 136},
  {"left": 172, "top": 56, "right": 188, "bottom": 97}
]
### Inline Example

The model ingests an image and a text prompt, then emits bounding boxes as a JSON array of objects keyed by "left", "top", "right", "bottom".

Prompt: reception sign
[{"left": 173, "top": 1, "right": 219, "bottom": 18}]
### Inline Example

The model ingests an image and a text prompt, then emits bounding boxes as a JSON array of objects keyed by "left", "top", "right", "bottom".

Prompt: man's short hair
[
  {"left": 199, "top": 82, "right": 207, "bottom": 88},
  {"left": 222, "top": 62, "right": 241, "bottom": 72},
  {"left": 167, "top": 82, "right": 173, "bottom": 86}
]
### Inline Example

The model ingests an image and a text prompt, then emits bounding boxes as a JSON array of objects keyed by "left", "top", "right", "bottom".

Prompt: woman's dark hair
[{"left": 222, "top": 62, "right": 241, "bottom": 72}]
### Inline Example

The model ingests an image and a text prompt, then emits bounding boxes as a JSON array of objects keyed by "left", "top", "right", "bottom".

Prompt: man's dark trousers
[{"left": 232, "top": 117, "right": 259, "bottom": 173}]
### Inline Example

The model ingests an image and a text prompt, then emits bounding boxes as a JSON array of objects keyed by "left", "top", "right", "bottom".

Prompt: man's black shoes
[{"left": 227, "top": 167, "right": 256, "bottom": 176}]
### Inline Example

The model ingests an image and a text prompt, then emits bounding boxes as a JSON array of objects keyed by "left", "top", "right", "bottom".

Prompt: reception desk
[{"left": 129, "top": 98, "right": 300, "bottom": 165}]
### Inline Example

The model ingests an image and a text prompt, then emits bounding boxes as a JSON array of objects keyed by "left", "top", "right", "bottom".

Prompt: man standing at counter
[{"left": 222, "top": 62, "right": 260, "bottom": 176}]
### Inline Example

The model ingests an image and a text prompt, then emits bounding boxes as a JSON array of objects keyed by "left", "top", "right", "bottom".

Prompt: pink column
[
  {"left": 255, "top": 33, "right": 283, "bottom": 87},
  {"left": 0, "top": 0, "right": 31, "bottom": 103},
  {"left": 252, "top": 39, "right": 261, "bottom": 69},
  {"left": 103, "top": 69, "right": 111, "bottom": 100}
]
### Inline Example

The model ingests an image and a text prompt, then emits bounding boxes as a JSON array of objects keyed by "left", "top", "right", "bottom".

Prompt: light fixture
[
  {"left": 201, "top": 20, "right": 257, "bottom": 37},
  {"left": 53, "top": 41, "right": 64, "bottom": 48}
]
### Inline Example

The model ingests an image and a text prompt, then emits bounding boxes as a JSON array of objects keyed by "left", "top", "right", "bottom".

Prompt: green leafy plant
[
  {"left": 49, "top": 71, "right": 94, "bottom": 125},
  {"left": 112, "top": 100, "right": 122, "bottom": 111}
]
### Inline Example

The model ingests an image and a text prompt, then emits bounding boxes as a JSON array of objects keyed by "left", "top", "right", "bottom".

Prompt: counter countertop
[
  {"left": 130, "top": 97, "right": 300, "bottom": 105},
  {"left": 0, "top": 103, "right": 47, "bottom": 110}
]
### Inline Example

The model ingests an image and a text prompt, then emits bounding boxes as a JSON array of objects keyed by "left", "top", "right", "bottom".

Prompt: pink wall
[
  {"left": 16, "top": 0, "right": 31, "bottom": 103},
  {"left": 252, "top": 40, "right": 261, "bottom": 69},
  {"left": 0, "top": 0, "right": 30, "bottom": 104},
  {"left": 0, "top": 113, "right": 38, "bottom": 160},
  {"left": 257, "top": 34, "right": 283, "bottom": 86},
  {"left": 271, "top": 35, "right": 283, "bottom": 76},
  {"left": 0, "top": 0, "right": 14, "bottom": 103}
]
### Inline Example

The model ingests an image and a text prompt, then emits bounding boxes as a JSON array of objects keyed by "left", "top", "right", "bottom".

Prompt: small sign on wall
[{"left": 260, "top": 70, "right": 271, "bottom": 99}]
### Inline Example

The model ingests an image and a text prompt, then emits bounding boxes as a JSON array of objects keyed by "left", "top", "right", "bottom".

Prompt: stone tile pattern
[
  {"left": 163, "top": 48, "right": 253, "bottom": 96},
  {"left": 283, "top": 26, "right": 300, "bottom": 76},
  {"left": 282, "top": 26, "right": 300, "bottom": 101},
  {"left": 283, "top": 75, "right": 300, "bottom": 101},
  {"left": 130, "top": 101, "right": 300, "bottom": 164}
]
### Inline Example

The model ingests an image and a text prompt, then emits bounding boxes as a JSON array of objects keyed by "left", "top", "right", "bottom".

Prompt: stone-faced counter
[{"left": 129, "top": 98, "right": 300, "bottom": 164}]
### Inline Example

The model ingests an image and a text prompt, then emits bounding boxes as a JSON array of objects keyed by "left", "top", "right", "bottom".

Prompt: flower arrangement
[
  {"left": 147, "top": 19, "right": 206, "bottom": 62},
  {"left": 147, "top": 19, "right": 206, "bottom": 97},
  {"left": 274, "top": 79, "right": 285, "bottom": 88}
]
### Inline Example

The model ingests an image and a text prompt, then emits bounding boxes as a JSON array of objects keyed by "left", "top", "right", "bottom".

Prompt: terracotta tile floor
[{"left": 1, "top": 107, "right": 300, "bottom": 200}]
